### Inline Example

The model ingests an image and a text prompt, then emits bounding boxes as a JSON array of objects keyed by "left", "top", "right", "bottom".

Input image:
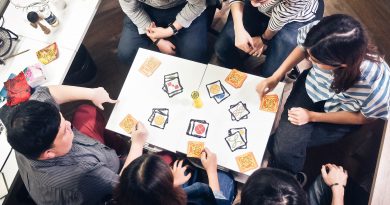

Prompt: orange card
[
  {"left": 139, "top": 56, "right": 161, "bottom": 77},
  {"left": 225, "top": 69, "right": 247, "bottom": 88},
  {"left": 187, "top": 141, "right": 205, "bottom": 158},
  {"left": 235, "top": 152, "right": 258, "bottom": 173},
  {"left": 260, "top": 94, "right": 279, "bottom": 112},
  {"left": 119, "top": 114, "right": 138, "bottom": 134},
  {"left": 36, "top": 42, "right": 59, "bottom": 65}
]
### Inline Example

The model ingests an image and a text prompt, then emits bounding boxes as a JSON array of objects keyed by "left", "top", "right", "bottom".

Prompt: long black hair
[{"left": 303, "top": 14, "right": 381, "bottom": 93}]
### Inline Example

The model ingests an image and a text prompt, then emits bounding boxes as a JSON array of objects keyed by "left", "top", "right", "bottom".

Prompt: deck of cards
[
  {"left": 206, "top": 80, "right": 230, "bottom": 103},
  {"left": 148, "top": 108, "right": 169, "bottom": 129},
  {"left": 225, "top": 127, "right": 248, "bottom": 152},
  {"left": 229, "top": 101, "right": 250, "bottom": 121},
  {"left": 186, "top": 119, "right": 209, "bottom": 138},
  {"left": 162, "top": 72, "right": 183, "bottom": 98}
]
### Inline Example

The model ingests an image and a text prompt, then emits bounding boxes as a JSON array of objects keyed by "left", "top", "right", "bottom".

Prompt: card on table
[
  {"left": 187, "top": 141, "right": 205, "bottom": 158},
  {"left": 229, "top": 101, "right": 250, "bottom": 121},
  {"left": 139, "top": 56, "right": 161, "bottom": 77},
  {"left": 206, "top": 80, "right": 224, "bottom": 98},
  {"left": 225, "top": 69, "right": 247, "bottom": 89},
  {"left": 213, "top": 83, "right": 230, "bottom": 104},
  {"left": 148, "top": 108, "right": 169, "bottom": 129},
  {"left": 260, "top": 94, "right": 279, "bottom": 112},
  {"left": 119, "top": 114, "right": 138, "bottom": 134},
  {"left": 162, "top": 72, "right": 183, "bottom": 98},
  {"left": 186, "top": 119, "right": 209, "bottom": 138},
  {"left": 235, "top": 152, "right": 259, "bottom": 173},
  {"left": 228, "top": 127, "right": 248, "bottom": 145},
  {"left": 225, "top": 131, "right": 246, "bottom": 152}
]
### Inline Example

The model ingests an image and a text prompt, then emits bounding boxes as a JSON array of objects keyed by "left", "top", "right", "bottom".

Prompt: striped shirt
[
  {"left": 297, "top": 23, "right": 390, "bottom": 119},
  {"left": 15, "top": 87, "right": 120, "bottom": 205},
  {"left": 229, "top": 0, "right": 319, "bottom": 31},
  {"left": 119, "top": 0, "right": 206, "bottom": 34}
]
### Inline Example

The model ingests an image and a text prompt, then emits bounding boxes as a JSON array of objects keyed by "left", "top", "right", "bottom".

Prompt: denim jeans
[
  {"left": 271, "top": 70, "right": 360, "bottom": 173},
  {"left": 214, "top": 0, "right": 324, "bottom": 77},
  {"left": 117, "top": 3, "right": 209, "bottom": 65},
  {"left": 308, "top": 176, "right": 332, "bottom": 205},
  {"left": 183, "top": 170, "right": 236, "bottom": 205}
]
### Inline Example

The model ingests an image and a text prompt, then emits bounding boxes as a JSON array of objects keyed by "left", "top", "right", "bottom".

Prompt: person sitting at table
[
  {"left": 4, "top": 85, "right": 144, "bottom": 205},
  {"left": 239, "top": 164, "right": 348, "bottom": 205},
  {"left": 113, "top": 148, "right": 236, "bottom": 205},
  {"left": 117, "top": 0, "right": 209, "bottom": 65},
  {"left": 214, "top": 0, "right": 324, "bottom": 77},
  {"left": 256, "top": 14, "right": 390, "bottom": 174}
]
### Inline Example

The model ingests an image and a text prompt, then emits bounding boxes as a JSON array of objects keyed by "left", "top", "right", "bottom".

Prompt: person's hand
[
  {"left": 249, "top": 36, "right": 267, "bottom": 57},
  {"left": 147, "top": 22, "right": 174, "bottom": 39},
  {"left": 256, "top": 76, "right": 279, "bottom": 100},
  {"left": 91, "top": 87, "right": 117, "bottom": 110},
  {"left": 172, "top": 160, "right": 191, "bottom": 187},
  {"left": 201, "top": 148, "right": 217, "bottom": 173},
  {"left": 156, "top": 39, "right": 176, "bottom": 55},
  {"left": 131, "top": 122, "right": 148, "bottom": 146},
  {"left": 234, "top": 28, "right": 254, "bottom": 53},
  {"left": 321, "top": 164, "right": 348, "bottom": 190},
  {"left": 288, "top": 107, "right": 312, "bottom": 126}
]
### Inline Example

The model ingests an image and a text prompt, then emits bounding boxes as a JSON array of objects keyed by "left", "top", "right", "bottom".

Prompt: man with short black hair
[{"left": 5, "top": 85, "right": 123, "bottom": 205}]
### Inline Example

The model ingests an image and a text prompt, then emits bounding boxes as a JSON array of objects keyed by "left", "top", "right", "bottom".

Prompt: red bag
[{"left": 4, "top": 72, "right": 31, "bottom": 106}]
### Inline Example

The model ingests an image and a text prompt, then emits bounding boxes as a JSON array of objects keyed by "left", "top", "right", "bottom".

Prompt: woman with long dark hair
[{"left": 256, "top": 14, "right": 390, "bottom": 174}]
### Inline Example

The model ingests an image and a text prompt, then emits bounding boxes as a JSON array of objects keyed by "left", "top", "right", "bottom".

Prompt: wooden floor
[{"left": 61, "top": 0, "right": 389, "bottom": 204}]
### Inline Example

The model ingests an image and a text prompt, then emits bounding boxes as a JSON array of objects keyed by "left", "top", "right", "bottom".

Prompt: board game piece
[
  {"left": 187, "top": 141, "right": 205, "bottom": 158},
  {"left": 225, "top": 131, "right": 246, "bottom": 152},
  {"left": 186, "top": 119, "right": 209, "bottom": 138},
  {"left": 235, "top": 152, "right": 258, "bottom": 173},
  {"left": 162, "top": 72, "right": 183, "bottom": 97},
  {"left": 225, "top": 69, "right": 247, "bottom": 88},
  {"left": 229, "top": 101, "right": 250, "bottom": 121},
  {"left": 148, "top": 108, "right": 169, "bottom": 129},
  {"left": 119, "top": 114, "right": 137, "bottom": 134},
  {"left": 260, "top": 94, "right": 279, "bottom": 112}
]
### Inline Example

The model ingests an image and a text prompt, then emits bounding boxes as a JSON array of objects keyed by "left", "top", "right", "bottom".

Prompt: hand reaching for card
[
  {"left": 201, "top": 148, "right": 218, "bottom": 173},
  {"left": 172, "top": 160, "right": 191, "bottom": 187},
  {"left": 131, "top": 122, "right": 148, "bottom": 146},
  {"left": 91, "top": 87, "right": 117, "bottom": 110}
]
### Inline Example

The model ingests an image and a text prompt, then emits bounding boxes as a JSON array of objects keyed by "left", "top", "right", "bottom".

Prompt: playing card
[
  {"left": 260, "top": 94, "right": 279, "bottom": 112},
  {"left": 229, "top": 127, "right": 248, "bottom": 144},
  {"left": 187, "top": 141, "right": 205, "bottom": 158},
  {"left": 162, "top": 72, "right": 183, "bottom": 98},
  {"left": 229, "top": 101, "right": 250, "bottom": 121},
  {"left": 119, "top": 114, "right": 137, "bottom": 134},
  {"left": 225, "top": 69, "right": 247, "bottom": 89},
  {"left": 148, "top": 108, "right": 169, "bottom": 129},
  {"left": 235, "top": 152, "right": 258, "bottom": 173},
  {"left": 213, "top": 83, "right": 230, "bottom": 103},
  {"left": 225, "top": 132, "right": 246, "bottom": 152},
  {"left": 186, "top": 119, "right": 209, "bottom": 138},
  {"left": 206, "top": 80, "right": 224, "bottom": 98},
  {"left": 139, "top": 56, "right": 161, "bottom": 77}
]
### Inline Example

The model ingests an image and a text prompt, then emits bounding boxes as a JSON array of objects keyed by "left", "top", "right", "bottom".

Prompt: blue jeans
[
  {"left": 183, "top": 170, "right": 236, "bottom": 205},
  {"left": 117, "top": 3, "right": 209, "bottom": 65},
  {"left": 214, "top": 0, "right": 324, "bottom": 77},
  {"left": 308, "top": 176, "right": 332, "bottom": 205},
  {"left": 271, "top": 70, "right": 360, "bottom": 173}
]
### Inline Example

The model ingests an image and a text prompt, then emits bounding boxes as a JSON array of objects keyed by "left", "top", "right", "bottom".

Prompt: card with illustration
[
  {"left": 162, "top": 72, "right": 183, "bottom": 98},
  {"left": 225, "top": 131, "right": 246, "bottom": 152},
  {"left": 119, "top": 114, "right": 138, "bottom": 134},
  {"left": 228, "top": 127, "right": 248, "bottom": 145},
  {"left": 186, "top": 119, "right": 209, "bottom": 138},
  {"left": 213, "top": 84, "right": 230, "bottom": 104},
  {"left": 187, "top": 141, "right": 205, "bottom": 158},
  {"left": 148, "top": 108, "right": 169, "bottom": 129},
  {"left": 206, "top": 80, "right": 224, "bottom": 98},
  {"left": 225, "top": 69, "right": 247, "bottom": 89},
  {"left": 235, "top": 152, "right": 258, "bottom": 173},
  {"left": 260, "top": 94, "right": 279, "bottom": 113},
  {"left": 229, "top": 101, "right": 250, "bottom": 121},
  {"left": 139, "top": 56, "right": 161, "bottom": 77}
]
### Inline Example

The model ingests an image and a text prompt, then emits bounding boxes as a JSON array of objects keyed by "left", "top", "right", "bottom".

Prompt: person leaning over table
[
  {"left": 113, "top": 137, "right": 236, "bottom": 205},
  {"left": 256, "top": 14, "right": 390, "bottom": 174},
  {"left": 117, "top": 0, "right": 209, "bottom": 65},
  {"left": 214, "top": 0, "right": 324, "bottom": 77},
  {"left": 4, "top": 85, "right": 144, "bottom": 205}
]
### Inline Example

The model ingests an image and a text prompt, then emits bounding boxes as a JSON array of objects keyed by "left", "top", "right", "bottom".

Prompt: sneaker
[{"left": 295, "top": 172, "right": 307, "bottom": 187}]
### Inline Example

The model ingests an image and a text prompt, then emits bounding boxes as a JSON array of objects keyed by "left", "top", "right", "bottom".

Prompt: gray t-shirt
[{"left": 15, "top": 87, "right": 120, "bottom": 205}]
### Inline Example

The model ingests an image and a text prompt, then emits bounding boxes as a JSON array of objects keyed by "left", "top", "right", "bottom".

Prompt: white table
[
  {"left": 0, "top": 0, "right": 101, "bottom": 202},
  {"left": 106, "top": 48, "right": 285, "bottom": 176}
]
